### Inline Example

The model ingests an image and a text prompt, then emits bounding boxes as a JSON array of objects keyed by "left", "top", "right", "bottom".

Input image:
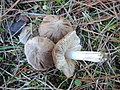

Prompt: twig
[{"left": 0, "top": 0, "right": 21, "bottom": 18}]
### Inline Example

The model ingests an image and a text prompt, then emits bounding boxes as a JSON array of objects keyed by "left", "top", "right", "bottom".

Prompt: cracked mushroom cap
[
  {"left": 38, "top": 15, "right": 73, "bottom": 43},
  {"left": 52, "top": 31, "right": 81, "bottom": 78},
  {"left": 24, "top": 36, "right": 55, "bottom": 70}
]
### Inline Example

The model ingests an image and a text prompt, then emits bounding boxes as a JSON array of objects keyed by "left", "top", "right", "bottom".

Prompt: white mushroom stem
[{"left": 65, "top": 50, "right": 105, "bottom": 62}]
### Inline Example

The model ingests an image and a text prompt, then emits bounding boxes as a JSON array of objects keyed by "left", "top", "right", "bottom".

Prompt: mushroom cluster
[
  {"left": 22, "top": 15, "right": 107, "bottom": 78},
  {"left": 23, "top": 15, "right": 74, "bottom": 71}
]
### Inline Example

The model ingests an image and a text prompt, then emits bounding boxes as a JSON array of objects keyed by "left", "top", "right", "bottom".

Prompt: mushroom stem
[{"left": 65, "top": 50, "right": 105, "bottom": 62}]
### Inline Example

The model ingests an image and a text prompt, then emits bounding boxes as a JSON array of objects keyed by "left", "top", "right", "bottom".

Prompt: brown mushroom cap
[
  {"left": 52, "top": 31, "right": 81, "bottom": 77},
  {"left": 24, "top": 36, "right": 55, "bottom": 70},
  {"left": 38, "top": 15, "right": 73, "bottom": 43}
]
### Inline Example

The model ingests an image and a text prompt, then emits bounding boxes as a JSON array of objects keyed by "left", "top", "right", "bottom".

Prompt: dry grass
[{"left": 0, "top": 0, "right": 120, "bottom": 89}]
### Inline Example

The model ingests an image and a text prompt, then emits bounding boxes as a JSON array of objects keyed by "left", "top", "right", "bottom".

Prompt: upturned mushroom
[
  {"left": 38, "top": 15, "right": 73, "bottom": 43},
  {"left": 52, "top": 31, "right": 107, "bottom": 78},
  {"left": 24, "top": 36, "right": 55, "bottom": 70}
]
